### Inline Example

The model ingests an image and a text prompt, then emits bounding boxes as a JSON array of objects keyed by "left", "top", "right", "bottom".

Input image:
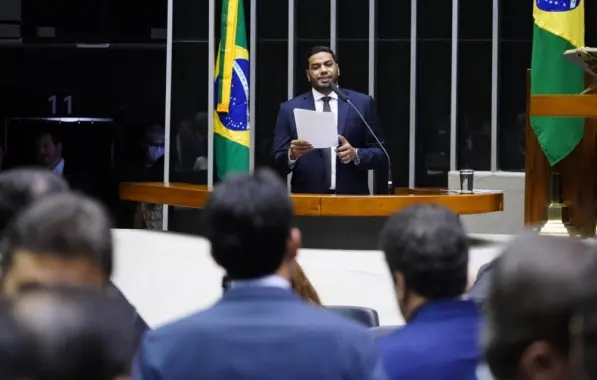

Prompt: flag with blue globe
[
  {"left": 536, "top": 0, "right": 580, "bottom": 12},
  {"left": 531, "top": 0, "right": 584, "bottom": 166}
]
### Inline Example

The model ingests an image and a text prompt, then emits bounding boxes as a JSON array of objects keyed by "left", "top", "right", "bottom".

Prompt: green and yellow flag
[
  {"left": 214, "top": 0, "right": 250, "bottom": 179},
  {"left": 531, "top": 0, "right": 585, "bottom": 166}
]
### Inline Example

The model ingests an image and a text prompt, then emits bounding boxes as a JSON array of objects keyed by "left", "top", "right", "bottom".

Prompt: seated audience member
[
  {"left": 0, "top": 168, "right": 148, "bottom": 338},
  {"left": 483, "top": 233, "right": 597, "bottom": 380},
  {"left": 0, "top": 193, "right": 112, "bottom": 297},
  {"left": 0, "top": 192, "right": 112, "bottom": 295},
  {"left": 378, "top": 204, "right": 481, "bottom": 380},
  {"left": 290, "top": 263, "right": 321, "bottom": 305},
  {"left": 0, "top": 191, "right": 146, "bottom": 366},
  {"left": 133, "top": 168, "right": 386, "bottom": 380},
  {"left": 0, "top": 285, "right": 135, "bottom": 380}
]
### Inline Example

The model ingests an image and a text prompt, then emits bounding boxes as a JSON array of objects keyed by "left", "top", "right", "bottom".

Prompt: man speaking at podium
[{"left": 272, "top": 46, "right": 388, "bottom": 195}]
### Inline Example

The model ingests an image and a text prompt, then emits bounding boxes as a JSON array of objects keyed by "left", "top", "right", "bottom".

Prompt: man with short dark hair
[
  {"left": 0, "top": 192, "right": 114, "bottom": 295},
  {"left": 483, "top": 234, "right": 597, "bottom": 380},
  {"left": 272, "top": 46, "right": 388, "bottom": 194},
  {"left": 35, "top": 131, "right": 64, "bottom": 175},
  {"left": 34, "top": 131, "right": 111, "bottom": 208},
  {"left": 378, "top": 204, "right": 481, "bottom": 380},
  {"left": 133, "top": 168, "right": 387, "bottom": 380}
]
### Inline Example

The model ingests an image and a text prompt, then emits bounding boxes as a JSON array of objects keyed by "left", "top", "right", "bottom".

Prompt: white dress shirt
[
  {"left": 289, "top": 88, "right": 338, "bottom": 190},
  {"left": 312, "top": 89, "right": 338, "bottom": 190},
  {"left": 230, "top": 274, "right": 291, "bottom": 290}
]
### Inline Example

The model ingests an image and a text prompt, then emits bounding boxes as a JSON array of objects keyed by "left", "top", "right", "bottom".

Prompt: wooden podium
[
  {"left": 120, "top": 183, "right": 503, "bottom": 216},
  {"left": 119, "top": 183, "right": 503, "bottom": 250},
  {"left": 525, "top": 72, "right": 597, "bottom": 236}
]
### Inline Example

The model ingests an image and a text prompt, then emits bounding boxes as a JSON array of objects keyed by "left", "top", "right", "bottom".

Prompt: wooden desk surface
[
  {"left": 120, "top": 182, "right": 503, "bottom": 216},
  {"left": 530, "top": 94, "right": 597, "bottom": 118}
]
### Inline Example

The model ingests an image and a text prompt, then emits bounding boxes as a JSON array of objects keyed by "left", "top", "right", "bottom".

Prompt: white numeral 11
[{"left": 48, "top": 95, "right": 73, "bottom": 115}]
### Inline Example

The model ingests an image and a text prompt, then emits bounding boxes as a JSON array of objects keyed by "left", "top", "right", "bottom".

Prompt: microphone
[
  {"left": 329, "top": 82, "right": 393, "bottom": 194},
  {"left": 330, "top": 82, "right": 350, "bottom": 102}
]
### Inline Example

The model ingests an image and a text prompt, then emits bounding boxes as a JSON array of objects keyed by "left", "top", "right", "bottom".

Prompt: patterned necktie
[{"left": 321, "top": 96, "right": 332, "bottom": 190}]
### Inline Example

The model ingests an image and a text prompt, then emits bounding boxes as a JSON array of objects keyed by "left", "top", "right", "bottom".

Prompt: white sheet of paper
[{"left": 293, "top": 108, "right": 338, "bottom": 149}]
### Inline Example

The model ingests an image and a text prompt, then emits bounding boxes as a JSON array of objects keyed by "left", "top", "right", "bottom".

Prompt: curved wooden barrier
[{"left": 120, "top": 182, "right": 503, "bottom": 216}]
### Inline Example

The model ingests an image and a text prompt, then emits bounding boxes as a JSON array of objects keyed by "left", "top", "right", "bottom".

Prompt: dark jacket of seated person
[
  {"left": 0, "top": 285, "right": 136, "bottom": 380},
  {"left": 467, "top": 260, "right": 494, "bottom": 307},
  {"left": 377, "top": 204, "right": 481, "bottom": 380},
  {"left": 133, "top": 169, "right": 387, "bottom": 380}
]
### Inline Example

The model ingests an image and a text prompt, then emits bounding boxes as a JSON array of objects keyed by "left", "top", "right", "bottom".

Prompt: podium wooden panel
[
  {"left": 525, "top": 71, "right": 597, "bottom": 236},
  {"left": 120, "top": 182, "right": 503, "bottom": 216},
  {"left": 530, "top": 95, "right": 597, "bottom": 117}
]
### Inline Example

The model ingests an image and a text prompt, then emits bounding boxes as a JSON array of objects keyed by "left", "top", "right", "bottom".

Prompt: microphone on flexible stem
[{"left": 329, "top": 82, "right": 393, "bottom": 194}]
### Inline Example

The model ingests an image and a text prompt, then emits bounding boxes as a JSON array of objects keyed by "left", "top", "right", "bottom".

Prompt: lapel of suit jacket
[
  {"left": 337, "top": 88, "right": 349, "bottom": 136},
  {"left": 301, "top": 92, "right": 316, "bottom": 111}
]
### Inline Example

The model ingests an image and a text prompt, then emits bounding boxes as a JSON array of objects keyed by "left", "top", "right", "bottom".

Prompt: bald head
[
  {"left": 0, "top": 168, "right": 69, "bottom": 233},
  {"left": 484, "top": 233, "right": 597, "bottom": 380},
  {"left": 490, "top": 234, "right": 593, "bottom": 313}
]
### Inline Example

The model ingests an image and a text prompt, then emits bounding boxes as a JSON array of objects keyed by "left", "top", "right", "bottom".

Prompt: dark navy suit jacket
[
  {"left": 132, "top": 286, "right": 387, "bottom": 380},
  {"left": 272, "top": 89, "right": 388, "bottom": 194},
  {"left": 378, "top": 299, "right": 481, "bottom": 380}
]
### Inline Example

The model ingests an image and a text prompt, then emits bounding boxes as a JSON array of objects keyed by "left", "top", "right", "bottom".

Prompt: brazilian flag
[
  {"left": 531, "top": 0, "right": 585, "bottom": 166},
  {"left": 214, "top": 0, "right": 250, "bottom": 179}
]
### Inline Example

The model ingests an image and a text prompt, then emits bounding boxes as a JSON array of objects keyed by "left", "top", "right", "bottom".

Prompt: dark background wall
[{"left": 3, "top": 0, "right": 597, "bottom": 236}]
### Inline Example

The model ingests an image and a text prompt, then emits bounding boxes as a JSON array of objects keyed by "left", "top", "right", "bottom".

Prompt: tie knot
[{"left": 322, "top": 96, "right": 331, "bottom": 103}]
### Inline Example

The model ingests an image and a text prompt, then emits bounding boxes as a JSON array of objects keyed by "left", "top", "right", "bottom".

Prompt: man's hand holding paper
[{"left": 289, "top": 139, "right": 313, "bottom": 160}]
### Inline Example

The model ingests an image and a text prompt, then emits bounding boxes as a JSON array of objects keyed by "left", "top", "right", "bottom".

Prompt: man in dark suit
[
  {"left": 35, "top": 131, "right": 92, "bottom": 190},
  {"left": 272, "top": 46, "right": 388, "bottom": 195},
  {"left": 378, "top": 204, "right": 481, "bottom": 380},
  {"left": 132, "top": 169, "right": 387, "bottom": 380},
  {"left": 35, "top": 131, "right": 118, "bottom": 212}
]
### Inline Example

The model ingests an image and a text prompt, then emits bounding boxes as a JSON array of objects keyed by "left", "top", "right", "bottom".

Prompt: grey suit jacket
[{"left": 467, "top": 261, "right": 495, "bottom": 306}]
